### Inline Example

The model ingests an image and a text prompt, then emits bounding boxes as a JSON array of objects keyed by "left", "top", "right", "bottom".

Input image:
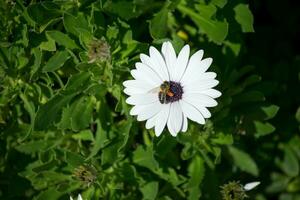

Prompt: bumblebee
[{"left": 158, "top": 81, "right": 174, "bottom": 104}]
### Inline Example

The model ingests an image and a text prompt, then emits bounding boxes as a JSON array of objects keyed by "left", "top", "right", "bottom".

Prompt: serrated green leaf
[
  {"left": 261, "top": 105, "right": 280, "bottom": 120},
  {"left": 187, "top": 155, "right": 205, "bottom": 200},
  {"left": 71, "top": 96, "right": 94, "bottom": 131},
  {"left": 140, "top": 181, "right": 159, "bottom": 200},
  {"left": 278, "top": 146, "right": 299, "bottom": 177},
  {"left": 34, "top": 93, "right": 76, "bottom": 130},
  {"left": 43, "top": 50, "right": 70, "bottom": 72},
  {"left": 72, "top": 130, "right": 94, "bottom": 141},
  {"left": 27, "top": 2, "right": 61, "bottom": 26},
  {"left": 88, "top": 120, "right": 108, "bottom": 159},
  {"left": 254, "top": 121, "right": 276, "bottom": 138},
  {"left": 63, "top": 72, "right": 91, "bottom": 94},
  {"left": 178, "top": 3, "right": 228, "bottom": 44},
  {"left": 15, "top": 140, "right": 56, "bottom": 154},
  {"left": 30, "top": 48, "right": 42, "bottom": 78},
  {"left": 295, "top": 107, "right": 300, "bottom": 122},
  {"left": 133, "top": 145, "right": 159, "bottom": 170},
  {"left": 35, "top": 188, "right": 62, "bottom": 200},
  {"left": 40, "top": 37, "right": 56, "bottom": 51},
  {"left": 228, "top": 146, "right": 259, "bottom": 176},
  {"left": 211, "top": 0, "right": 227, "bottom": 8},
  {"left": 103, "top": 1, "right": 143, "bottom": 20},
  {"left": 46, "top": 31, "right": 79, "bottom": 49},
  {"left": 211, "top": 133, "right": 233, "bottom": 145},
  {"left": 149, "top": 6, "right": 169, "bottom": 39},
  {"left": 64, "top": 151, "right": 85, "bottom": 168},
  {"left": 63, "top": 13, "right": 89, "bottom": 36},
  {"left": 35, "top": 72, "right": 91, "bottom": 130},
  {"left": 234, "top": 4, "right": 254, "bottom": 32}
]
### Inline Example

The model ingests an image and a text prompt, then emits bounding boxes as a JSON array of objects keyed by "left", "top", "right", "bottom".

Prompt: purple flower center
[{"left": 158, "top": 81, "right": 183, "bottom": 104}]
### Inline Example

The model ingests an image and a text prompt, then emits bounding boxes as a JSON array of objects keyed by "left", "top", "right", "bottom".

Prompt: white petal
[
  {"left": 181, "top": 57, "right": 213, "bottom": 85},
  {"left": 149, "top": 46, "right": 170, "bottom": 80},
  {"left": 181, "top": 113, "right": 188, "bottom": 132},
  {"left": 145, "top": 114, "right": 158, "bottom": 129},
  {"left": 154, "top": 104, "right": 170, "bottom": 136},
  {"left": 199, "top": 89, "right": 222, "bottom": 98},
  {"left": 140, "top": 53, "right": 167, "bottom": 81},
  {"left": 182, "top": 72, "right": 217, "bottom": 86},
  {"left": 78, "top": 194, "right": 83, "bottom": 200},
  {"left": 180, "top": 100, "right": 205, "bottom": 124},
  {"left": 123, "top": 80, "right": 152, "bottom": 90},
  {"left": 126, "top": 94, "right": 158, "bottom": 105},
  {"left": 180, "top": 50, "right": 203, "bottom": 84},
  {"left": 137, "top": 102, "right": 162, "bottom": 121},
  {"left": 173, "top": 45, "right": 190, "bottom": 81},
  {"left": 198, "top": 57, "right": 213, "bottom": 73},
  {"left": 70, "top": 197, "right": 74, "bottom": 200},
  {"left": 124, "top": 87, "right": 148, "bottom": 95},
  {"left": 130, "top": 69, "right": 138, "bottom": 79},
  {"left": 183, "top": 79, "right": 219, "bottom": 93},
  {"left": 167, "top": 102, "right": 182, "bottom": 136},
  {"left": 130, "top": 105, "right": 144, "bottom": 115},
  {"left": 133, "top": 62, "right": 162, "bottom": 86},
  {"left": 161, "top": 41, "right": 176, "bottom": 80},
  {"left": 182, "top": 97, "right": 212, "bottom": 118},
  {"left": 183, "top": 93, "right": 218, "bottom": 107},
  {"left": 244, "top": 182, "right": 260, "bottom": 191}
]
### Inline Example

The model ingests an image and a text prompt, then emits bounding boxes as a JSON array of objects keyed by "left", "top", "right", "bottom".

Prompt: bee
[{"left": 149, "top": 81, "right": 174, "bottom": 104}]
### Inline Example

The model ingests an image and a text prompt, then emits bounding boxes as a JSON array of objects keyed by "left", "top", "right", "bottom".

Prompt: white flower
[
  {"left": 123, "top": 41, "right": 221, "bottom": 136},
  {"left": 70, "top": 194, "right": 83, "bottom": 200},
  {"left": 243, "top": 181, "right": 260, "bottom": 191}
]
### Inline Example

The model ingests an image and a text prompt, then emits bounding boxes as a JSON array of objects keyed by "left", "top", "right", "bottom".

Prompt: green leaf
[
  {"left": 15, "top": 140, "right": 56, "bottom": 154},
  {"left": 101, "top": 120, "right": 132, "bottom": 165},
  {"left": 88, "top": 120, "right": 109, "bottom": 159},
  {"left": 58, "top": 96, "right": 94, "bottom": 131},
  {"left": 64, "top": 151, "right": 85, "bottom": 168},
  {"left": 178, "top": 3, "right": 228, "bottom": 44},
  {"left": 254, "top": 121, "right": 276, "bottom": 138},
  {"left": 228, "top": 146, "right": 259, "bottom": 176},
  {"left": 34, "top": 93, "right": 76, "bottom": 130},
  {"left": 35, "top": 188, "right": 62, "bottom": 200},
  {"left": 43, "top": 50, "right": 70, "bottom": 72},
  {"left": 261, "top": 105, "right": 280, "bottom": 120},
  {"left": 27, "top": 2, "right": 61, "bottom": 26},
  {"left": 234, "top": 4, "right": 254, "bottom": 32},
  {"left": 278, "top": 146, "right": 299, "bottom": 177},
  {"left": 30, "top": 48, "right": 42, "bottom": 78},
  {"left": 63, "top": 13, "right": 89, "bottom": 36},
  {"left": 211, "top": 133, "right": 233, "bottom": 145},
  {"left": 40, "top": 37, "right": 56, "bottom": 51},
  {"left": 72, "top": 130, "right": 94, "bottom": 141},
  {"left": 149, "top": 5, "right": 169, "bottom": 39},
  {"left": 187, "top": 155, "right": 205, "bottom": 200},
  {"left": 62, "top": 72, "right": 91, "bottom": 94},
  {"left": 133, "top": 145, "right": 159, "bottom": 170},
  {"left": 140, "top": 181, "right": 159, "bottom": 200},
  {"left": 211, "top": 0, "right": 227, "bottom": 8},
  {"left": 103, "top": 1, "right": 143, "bottom": 20},
  {"left": 46, "top": 31, "right": 79, "bottom": 49},
  {"left": 295, "top": 107, "right": 300, "bottom": 122},
  {"left": 35, "top": 72, "right": 91, "bottom": 130}
]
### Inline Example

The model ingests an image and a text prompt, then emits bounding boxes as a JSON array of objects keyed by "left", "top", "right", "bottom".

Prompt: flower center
[{"left": 158, "top": 81, "right": 183, "bottom": 104}]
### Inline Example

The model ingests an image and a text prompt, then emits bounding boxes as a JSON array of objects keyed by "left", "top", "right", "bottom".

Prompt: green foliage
[{"left": 0, "top": 0, "right": 299, "bottom": 200}]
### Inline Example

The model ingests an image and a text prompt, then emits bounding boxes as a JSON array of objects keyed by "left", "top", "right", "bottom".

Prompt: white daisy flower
[
  {"left": 123, "top": 41, "right": 221, "bottom": 136},
  {"left": 70, "top": 194, "right": 83, "bottom": 200}
]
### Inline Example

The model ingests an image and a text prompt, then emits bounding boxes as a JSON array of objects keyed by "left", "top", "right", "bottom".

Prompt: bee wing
[
  {"left": 243, "top": 181, "right": 260, "bottom": 191},
  {"left": 148, "top": 86, "right": 160, "bottom": 93}
]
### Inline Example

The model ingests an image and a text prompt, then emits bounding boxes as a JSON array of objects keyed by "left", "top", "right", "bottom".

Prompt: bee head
[{"left": 160, "top": 81, "right": 170, "bottom": 90}]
